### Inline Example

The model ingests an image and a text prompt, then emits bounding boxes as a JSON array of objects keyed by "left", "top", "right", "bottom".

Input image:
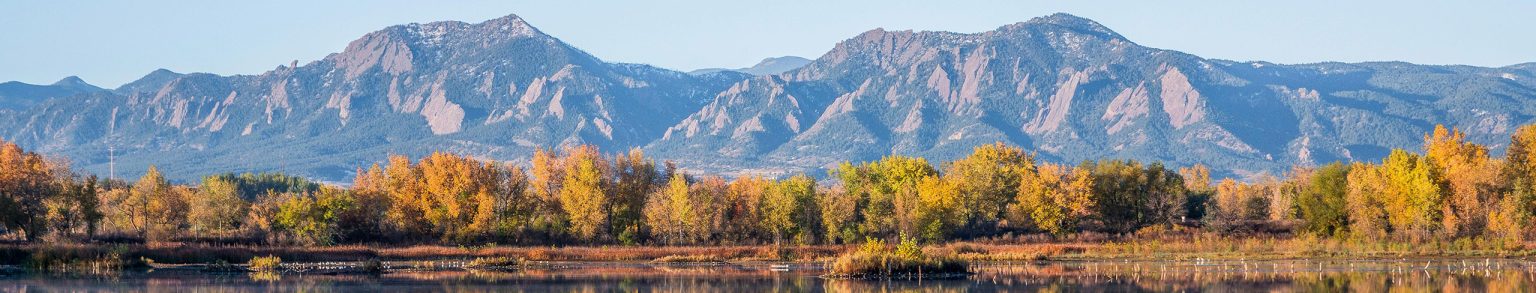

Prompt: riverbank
[{"left": 2, "top": 237, "right": 1533, "bottom": 271}]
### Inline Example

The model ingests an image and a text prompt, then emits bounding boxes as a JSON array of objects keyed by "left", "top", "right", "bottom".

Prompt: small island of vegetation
[{"left": 826, "top": 235, "right": 969, "bottom": 279}]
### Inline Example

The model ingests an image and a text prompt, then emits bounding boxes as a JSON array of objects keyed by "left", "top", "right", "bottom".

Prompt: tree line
[{"left": 3, "top": 124, "right": 1536, "bottom": 246}]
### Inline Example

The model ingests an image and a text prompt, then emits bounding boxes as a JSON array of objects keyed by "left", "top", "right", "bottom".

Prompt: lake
[{"left": 2, "top": 259, "right": 1534, "bottom": 292}]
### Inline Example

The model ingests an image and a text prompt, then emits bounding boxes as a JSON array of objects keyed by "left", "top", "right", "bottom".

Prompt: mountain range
[{"left": 3, "top": 13, "right": 1534, "bottom": 182}]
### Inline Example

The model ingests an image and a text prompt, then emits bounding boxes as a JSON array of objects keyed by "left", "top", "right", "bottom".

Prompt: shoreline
[{"left": 4, "top": 239, "right": 1533, "bottom": 270}]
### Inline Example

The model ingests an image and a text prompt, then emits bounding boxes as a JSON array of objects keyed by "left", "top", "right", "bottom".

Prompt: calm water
[{"left": 3, "top": 259, "right": 1536, "bottom": 292}]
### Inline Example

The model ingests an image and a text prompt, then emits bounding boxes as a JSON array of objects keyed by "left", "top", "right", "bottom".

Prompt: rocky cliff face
[
  {"left": 3, "top": 13, "right": 1534, "bottom": 181},
  {"left": 0, "top": 14, "right": 743, "bottom": 181},
  {"left": 649, "top": 13, "right": 1536, "bottom": 178}
]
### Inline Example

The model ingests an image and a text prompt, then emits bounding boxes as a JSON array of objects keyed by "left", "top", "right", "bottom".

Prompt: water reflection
[{"left": 1, "top": 259, "right": 1534, "bottom": 292}]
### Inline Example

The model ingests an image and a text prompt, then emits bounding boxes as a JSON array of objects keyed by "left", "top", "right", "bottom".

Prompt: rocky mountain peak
[
  {"left": 45, "top": 76, "right": 104, "bottom": 92},
  {"left": 478, "top": 13, "right": 536, "bottom": 32},
  {"left": 991, "top": 13, "right": 1126, "bottom": 44},
  {"left": 51, "top": 76, "right": 86, "bottom": 86},
  {"left": 115, "top": 69, "right": 184, "bottom": 95}
]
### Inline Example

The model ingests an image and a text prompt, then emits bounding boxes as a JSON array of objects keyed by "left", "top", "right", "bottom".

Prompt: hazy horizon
[{"left": 3, "top": 0, "right": 1534, "bottom": 88}]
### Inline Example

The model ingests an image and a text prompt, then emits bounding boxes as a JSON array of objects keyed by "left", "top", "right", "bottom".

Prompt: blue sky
[{"left": 2, "top": 0, "right": 1533, "bottom": 87}]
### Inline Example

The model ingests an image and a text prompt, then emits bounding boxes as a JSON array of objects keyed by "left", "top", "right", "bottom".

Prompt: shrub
[
  {"left": 248, "top": 255, "right": 282, "bottom": 271},
  {"left": 466, "top": 256, "right": 521, "bottom": 269},
  {"left": 359, "top": 258, "right": 384, "bottom": 274}
]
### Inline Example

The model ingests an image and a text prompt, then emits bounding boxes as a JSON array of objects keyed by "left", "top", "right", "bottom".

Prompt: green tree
[
  {"left": 47, "top": 176, "right": 102, "bottom": 238},
  {"left": 1179, "top": 164, "right": 1214, "bottom": 221},
  {"left": 1296, "top": 162, "right": 1350, "bottom": 236},
  {"left": 275, "top": 188, "right": 357, "bottom": 246}
]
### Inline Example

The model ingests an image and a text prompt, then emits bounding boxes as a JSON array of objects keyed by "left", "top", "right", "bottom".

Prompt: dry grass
[
  {"left": 933, "top": 242, "right": 1091, "bottom": 261},
  {"left": 379, "top": 245, "right": 841, "bottom": 262},
  {"left": 1080, "top": 234, "right": 1535, "bottom": 260},
  {"left": 650, "top": 254, "right": 725, "bottom": 263}
]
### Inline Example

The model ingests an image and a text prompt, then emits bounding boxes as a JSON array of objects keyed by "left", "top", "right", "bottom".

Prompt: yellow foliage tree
[
  {"left": 189, "top": 177, "right": 247, "bottom": 236},
  {"left": 1370, "top": 148, "right": 1449, "bottom": 240},
  {"left": 1423, "top": 125, "right": 1500, "bottom": 237},
  {"left": 723, "top": 176, "right": 769, "bottom": 243},
  {"left": 943, "top": 143, "right": 1034, "bottom": 228},
  {"left": 559, "top": 146, "right": 610, "bottom": 241},
  {"left": 911, "top": 175, "right": 964, "bottom": 241},
  {"left": 1009, "top": 164, "right": 1094, "bottom": 236},
  {"left": 645, "top": 173, "right": 693, "bottom": 244},
  {"left": 0, "top": 140, "right": 58, "bottom": 240},
  {"left": 1345, "top": 162, "right": 1391, "bottom": 239}
]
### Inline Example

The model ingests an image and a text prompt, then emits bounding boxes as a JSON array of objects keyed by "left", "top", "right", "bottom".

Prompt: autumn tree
[
  {"left": 526, "top": 148, "right": 568, "bottom": 237},
  {"left": 1084, "top": 160, "right": 1186, "bottom": 233},
  {"left": 688, "top": 176, "right": 728, "bottom": 243},
  {"left": 381, "top": 155, "right": 428, "bottom": 237},
  {"left": 723, "top": 176, "right": 769, "bottom": 243},
  {"left": 832, "top": 156, "right": 936, "bottom": 239},
  {"left": 641, "top": 173, "right": 726, "bottom": 245},
  {"left": 345, "top": 164, "right": 393, "bottom": 242},
  {"left": 1009, "top": 164, "right": 1094, "bottom": 236},
  {"left": 645, "top": 173, "right": 694, "bottom": 244},
  {"left": 0, "top": 140, "right": 56, "bottom": 240},
  {"left": 1205, "top": 179, "right": 1272, "bottom": 234},
  {"left": 416, "top": 152, "right": 496, "bottom": 241},
  {"left": 1345, "top": 162, "right": 1391, "bottom": 239},
  {"left": 761, "top": 174, "right": 819, "bottom": 245},
  {"left": 1423, "top": 125, "right": 1500, "bottom": 237},
  {"left": 943, "top": 143, "right": 1034, "bottom": 230},
  {"left": 1491, "top": 124, "right": 1536, "bottom": 241},
  {"left": 189, "top": 177, "right": 248, "bottom": 236},
  {"left": 126, "top": 166, "right": 190, "bottom": 241},
  {"left": 1179, "top": 164, "right": 1214, "bottom": 220},
  {"left": 910, "top": 175, "right": 964, "bottom": 241},
  {"left": 818, "top": 185, "right": 862, "bottom": 244},
  {"left": 559, "top": 146, "right": 611, "bottom": 242},
  {"left": 610, "top": 149, "right": 661, "bottom": 244},
  {"left": 1488, "top": 181, "right": 1532, "bottom": 242},
  {"left": 1349, "top": 150, "right": 1444, "bottom": 241}
]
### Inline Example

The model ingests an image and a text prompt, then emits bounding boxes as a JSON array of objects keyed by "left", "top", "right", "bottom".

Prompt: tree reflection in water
[{"left": 0, "top": 260, "right": 1532, "bottom": 292}]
